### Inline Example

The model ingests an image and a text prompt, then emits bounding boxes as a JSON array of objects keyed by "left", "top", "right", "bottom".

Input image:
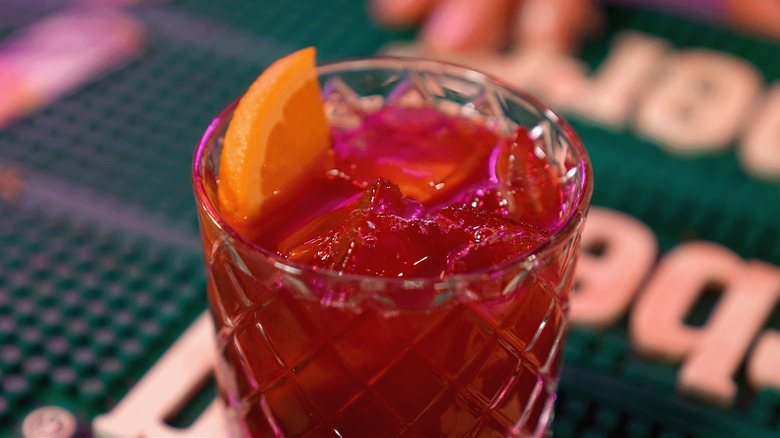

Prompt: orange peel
[{"left": 218, "top": 47, "right": 332, "bottom": 228}]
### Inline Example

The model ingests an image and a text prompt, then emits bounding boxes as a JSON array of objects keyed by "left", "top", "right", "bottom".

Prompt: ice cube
[
  {"left": 281, "top": 175, "right": 554, "bottom": 279},
  {"left": 332, "top": 106, "right": 496, "bottom": 203},
  {"left": 436, "top": 204, "right": 550, "bottom": 275},
  {"left": 283, "top": 179, "right": 454, "bottom": 278},
  {"left": 491, "top": 127, "right": 564, "bottom": 230}
]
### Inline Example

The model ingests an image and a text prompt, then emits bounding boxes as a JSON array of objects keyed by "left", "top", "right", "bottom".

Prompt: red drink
[{"left": 194, "top": 58, "right": 592, "bottom": 437}]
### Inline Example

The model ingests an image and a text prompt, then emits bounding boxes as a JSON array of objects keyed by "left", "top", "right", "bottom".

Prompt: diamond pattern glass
[{"left": 193, "top": 57, "right": 593, "bottom": 437}]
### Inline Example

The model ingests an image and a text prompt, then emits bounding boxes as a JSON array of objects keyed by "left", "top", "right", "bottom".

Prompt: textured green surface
[
  {"left": 573, "top": 8, "right": 780, "bottom": 263},
  {"left": 0, "top": 1, "right": 778, "bottom": 437}
]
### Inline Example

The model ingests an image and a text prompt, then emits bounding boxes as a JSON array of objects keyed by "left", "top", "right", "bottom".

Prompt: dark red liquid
[{"left": 205, "top": 106, "right": 576, "bottom": 437}]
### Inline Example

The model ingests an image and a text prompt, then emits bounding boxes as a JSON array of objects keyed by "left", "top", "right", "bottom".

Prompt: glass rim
[{"left": 192, "top": 55, "right": 593, "bottom": 287}]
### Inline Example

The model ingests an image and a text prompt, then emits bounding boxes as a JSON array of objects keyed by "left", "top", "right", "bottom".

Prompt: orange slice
[{"left": 218, "top": 47, "right": 332, "bottom": 229}]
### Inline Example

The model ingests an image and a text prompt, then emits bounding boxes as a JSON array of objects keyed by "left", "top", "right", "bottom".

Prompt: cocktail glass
[{"left": 193, "top": 57, "right": 592, "bottom": 437}]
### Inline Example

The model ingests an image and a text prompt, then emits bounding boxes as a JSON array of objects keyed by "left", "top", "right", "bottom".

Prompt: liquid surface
[{"left": 255, "top": 106, "right": 565, "bottom": 278}]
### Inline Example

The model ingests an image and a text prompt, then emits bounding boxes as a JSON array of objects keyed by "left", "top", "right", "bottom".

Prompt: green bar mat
[{"left": 0, "top": 1, "right": 778, "bottom": 437}]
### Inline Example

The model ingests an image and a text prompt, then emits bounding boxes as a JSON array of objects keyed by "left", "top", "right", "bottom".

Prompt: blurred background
[{"left": 0, "top": 0, "right": 779, "bottom": 437}]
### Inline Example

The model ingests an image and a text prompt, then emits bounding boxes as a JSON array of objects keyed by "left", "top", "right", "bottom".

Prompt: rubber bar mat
[{"left": 0, "top": 0, "right": 778, "bottom": 437}]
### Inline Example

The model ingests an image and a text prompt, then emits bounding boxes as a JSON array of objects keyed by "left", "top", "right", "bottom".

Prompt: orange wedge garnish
[{"left": 218, "top": 47, "right": 332, "bottom": 229}]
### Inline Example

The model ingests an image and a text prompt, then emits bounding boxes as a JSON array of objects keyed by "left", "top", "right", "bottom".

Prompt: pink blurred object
[{"left": 0, "top": 6, "right": 146, "bottom": 129}]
